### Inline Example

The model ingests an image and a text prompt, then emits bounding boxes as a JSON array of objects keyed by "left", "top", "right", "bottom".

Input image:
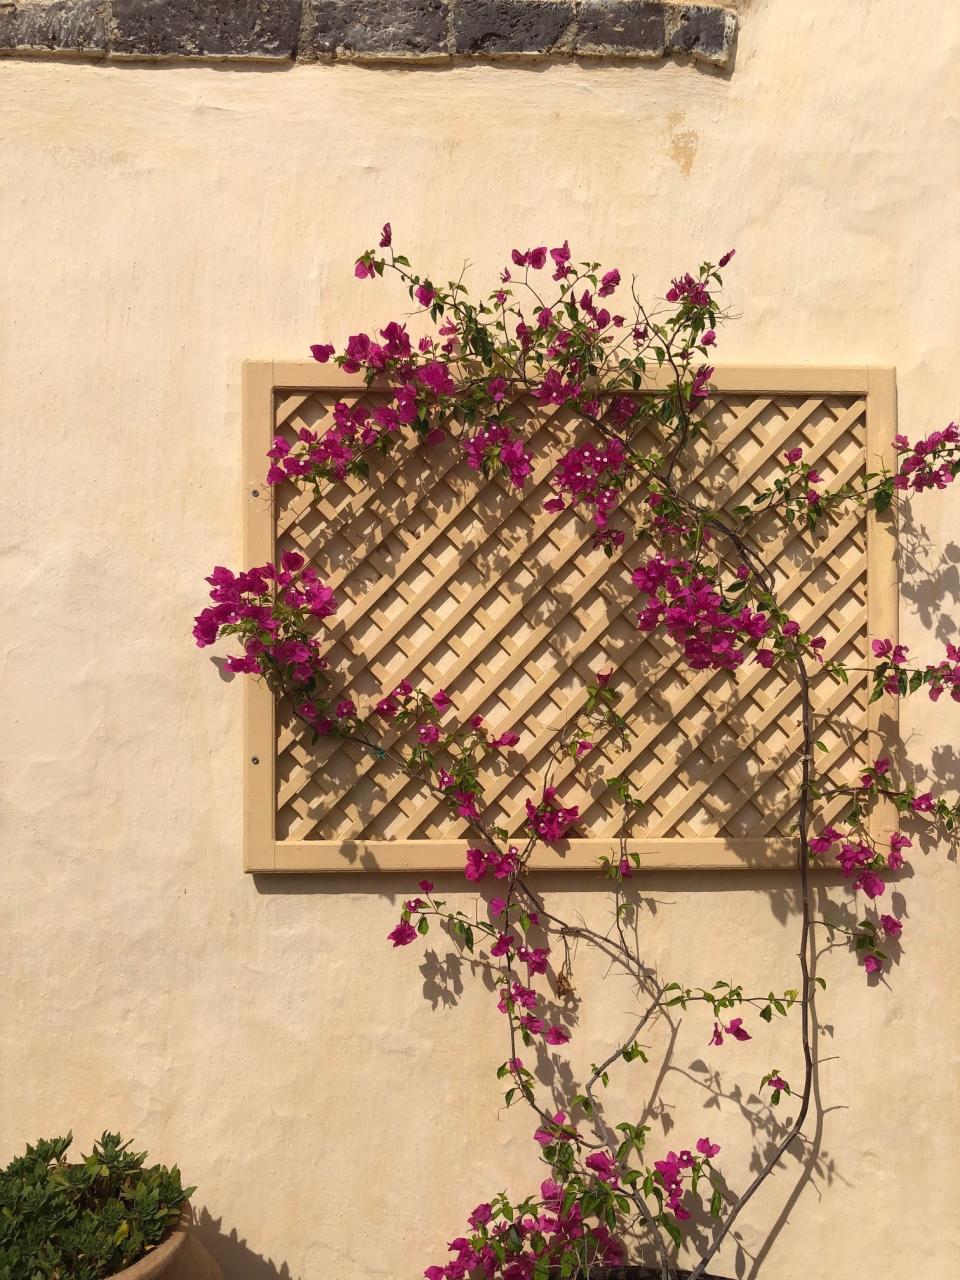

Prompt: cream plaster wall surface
[{"left": 2, "top": 3, "right": 959, "bottom": 1277}]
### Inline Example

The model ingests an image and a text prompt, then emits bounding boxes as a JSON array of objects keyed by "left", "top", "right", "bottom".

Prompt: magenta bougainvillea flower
[
  {"left": 524, "top": 787, "right": 579, "bottom": 843},
  {"left": 544, "top": 1025, "right": 571, "bottom": 1046},
  {"left": 387, "top": 921, "right": 416, "bottom": 948},
  {"left": 880, "top": 914, "right": 903, "bottom": 939}
]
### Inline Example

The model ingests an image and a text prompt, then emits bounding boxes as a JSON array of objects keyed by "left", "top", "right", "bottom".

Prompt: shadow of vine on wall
[{"left": 897, "top": 505, "right": 960, "bottom": 646}]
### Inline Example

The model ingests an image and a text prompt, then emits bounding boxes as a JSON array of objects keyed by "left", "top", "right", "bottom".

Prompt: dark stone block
[
  {"left": 109, "top": 0, "right": 302, "bottom": 59},
  {"left": 0, "top": 0, "right": 737, "bottom": 68},
  {"left": 665, "top": 3, "right": 736, "bottom": 66},
  {"left": 306, "top": 0, "right": 448, "bottom": 60},
  {"left": 0, "top": 0, "right": 106, "bottom": 54},
  {"left": 451, "top": 0, "right": 575, "bottom": 56},
  {"left": 576, "top": 0, "right": 665, "bottom": 58}
]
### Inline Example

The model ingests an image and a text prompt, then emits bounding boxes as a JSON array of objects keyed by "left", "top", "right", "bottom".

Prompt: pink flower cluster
[
  {"left": 386, "top": 880, "right": 434, "bottom": 948},
  {"left": 809, "top": 812, "right": 907, "bottom": 972},
  {"left": 687, "top": 364, "right": 715, "bottom": 407},
  {"left": 492, "top": 936, "right": 568, "bottom": 1042},
  {"left": 510, "top": 245, "right": 549, "bottom": 270},
  {"left": 387, "top": 920, "right": 417, "bottom": 947},
  {"left": 389, "top": 864, "right": 568, "bottom": 1046},
  {"left": 653, "top": 1138, "right": 721, "bottom": 1221},
  {"left": 463, "top": 424, "right": 533, "bottom": 490},
  {"left": 438, "top": 778, "right": 481, "bottom": 820},
  {"left": 567, "top": 284, "right": 625, "bottom": 336},
  {"left": 496, "top": 980, "right": 568, "bottom": 1045},
  {"left": 862, "top": 912, "right": 905, "bottom": 976},
  {"left": 782, "top": 446, "right": 825, "bottom": 505},
  {"left": 533, "top": 366, "right": 585, "bottom": 408},
  {"left": 873, "top": 638, "right": 960, "bottom": 702},
  {"left": 888, "top": 831, "right": 912, "bottom": 869},
  {"left": 525, "top": 787, "right": 580, "bottom": 843},
  {"left": 809, "top": 824, "right": 897, "bottom": 899},
  {"left": 862, "top": 757, "right": 929, "bottom": 811},
  {"left": 893, "top": 423, "right": 960, "bottom": 492},
  {"left": 666, "top": 273, "right": 712, "bottom": 308},
  {"left": 266, "top": 395, "right": 404, "bottom": 487},
  {"left": 709, "top": 1018, "right": 750, "bottom": 1047},
  {"left": 545, "top": 439, "right": 629, "bottom": 547},
  {"left": 193, "top": 553, "right": 337, "bottom": 687},
  {"left": 423, "top": 1179, "right": 622, "bottom": 1280},
  {"left": 465, "top": 847, "right": 519, "bottom": 882},
  {"left": 632, "top": 554, "right": 771, "bottom": 671},
  {"left": 533, "top": 1111, "right": 574, "bottom": 1147}
]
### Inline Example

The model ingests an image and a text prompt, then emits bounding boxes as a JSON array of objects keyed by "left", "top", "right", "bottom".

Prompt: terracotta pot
[{"left": 112, "top": 1203, "right": 223, "bottom": 1280}]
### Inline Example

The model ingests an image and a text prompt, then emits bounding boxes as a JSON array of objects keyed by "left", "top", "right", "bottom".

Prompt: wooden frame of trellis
[{"left": 241, "top": 362, "right": 898, "bottom": 874}]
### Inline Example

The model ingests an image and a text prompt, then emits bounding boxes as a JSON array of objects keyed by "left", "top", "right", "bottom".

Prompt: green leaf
[
  {"left": 710, "top": 1188, "right": 722, "bottom": 1218},
  {"left": 622, "top": 1042, "right": 648, "bottom": 1064},
  {"left": 874, "top": 483, "right": 894, "bottom": 513}
]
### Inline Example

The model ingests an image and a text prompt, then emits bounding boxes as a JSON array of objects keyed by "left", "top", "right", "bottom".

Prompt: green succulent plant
[{"left": 0, "top": 1132, "right": 194, "bottom": 1280}]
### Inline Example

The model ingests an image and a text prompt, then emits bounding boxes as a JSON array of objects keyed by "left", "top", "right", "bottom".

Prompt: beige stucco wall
[{"left": 2, "top": 4, "right": 959, "bottom": 1277}]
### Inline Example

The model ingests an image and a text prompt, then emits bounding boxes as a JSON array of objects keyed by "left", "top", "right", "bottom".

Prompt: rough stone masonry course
[{"left": 0, "top": 0, "right": 737, "bottom": 67}]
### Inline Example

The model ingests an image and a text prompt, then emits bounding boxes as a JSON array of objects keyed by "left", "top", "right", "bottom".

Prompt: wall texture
[{"left": 1, "top": 2, "right": 959, "bottom": 1277}]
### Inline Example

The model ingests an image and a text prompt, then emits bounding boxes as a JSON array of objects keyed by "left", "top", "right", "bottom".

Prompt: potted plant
[
  {"left": 0, "top": 1132, "right": 222, "bottom": 1279},
  {"left": 196, "top": 229, "right": 958, "bottom": 1278}
]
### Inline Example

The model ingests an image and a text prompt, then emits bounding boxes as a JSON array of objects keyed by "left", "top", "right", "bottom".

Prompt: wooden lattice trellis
[{"left": 241, "top": 363, "right": 897, "bottom": 873}]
